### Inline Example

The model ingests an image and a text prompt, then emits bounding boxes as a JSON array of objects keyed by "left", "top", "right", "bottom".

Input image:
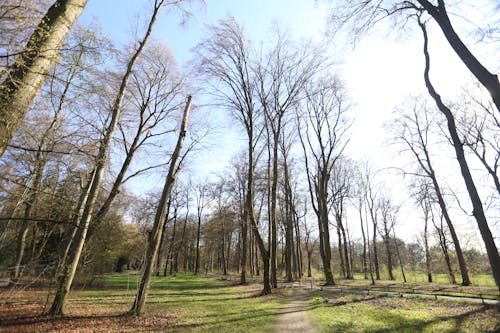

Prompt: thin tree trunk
[
  {"left": 337, "top": 224, "right": 345, "bottom": 277},
  {"left": 240, "top": 215, "right": 247, "bottom": 284},
  {"left": 129, "top": 95, "right": 192, "bottom": 316},
  {"left": 359, "top": 202, "right": 368, "bottom": 279},
  {"left": 392, "top": 230, "right": 406, "bottom": 283},
  {"left": 365, "top": 208, "right": 375, "bottom": 285},
  {"left": 423, "top": 204, "right": 433, "bottom": 283}
]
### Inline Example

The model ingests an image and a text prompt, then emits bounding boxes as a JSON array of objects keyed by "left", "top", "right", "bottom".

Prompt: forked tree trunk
[
  {"left": 129, "top": 95, "right": 192, "bottom": 316},
  {"left": 0, "top": 0, "right": 88, "bottom": 157}
]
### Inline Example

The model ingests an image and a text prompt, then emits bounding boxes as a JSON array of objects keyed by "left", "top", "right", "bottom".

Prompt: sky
[{"left": 76, "top": 0, "right": 499, "bottom": 247}]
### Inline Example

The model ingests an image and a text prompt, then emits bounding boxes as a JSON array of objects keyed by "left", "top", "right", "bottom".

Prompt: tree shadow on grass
[
  {"left": 311, "top": 292, "right": 498, "bottom": 332},
  {"left": 369, "top": 306, "right": 495, "bottom": 333}
]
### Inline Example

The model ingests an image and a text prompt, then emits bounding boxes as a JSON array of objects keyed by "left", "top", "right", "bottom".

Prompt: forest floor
[{"left": 0, "top": 273, "right": 498, "bottom": 332}]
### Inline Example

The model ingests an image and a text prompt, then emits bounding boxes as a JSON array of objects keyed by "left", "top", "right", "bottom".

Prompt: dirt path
[{"left": 275, "top": 288, "right": 315, "bottom": 333}]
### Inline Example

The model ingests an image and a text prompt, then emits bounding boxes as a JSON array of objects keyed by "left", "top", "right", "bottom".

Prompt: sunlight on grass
[
  {"left": 307, "top": 292, "right": 499, "bottom": 333},
  {"left": 70, "top": 273, "right": 285, "bottom": 332}
]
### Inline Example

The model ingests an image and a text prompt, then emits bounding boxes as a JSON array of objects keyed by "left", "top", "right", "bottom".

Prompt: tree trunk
[
  {"left": 0, "top": 0, "right": 88, "bottom": 157},
  {"left": 129, "top": 95, "right": 192, "bottom": 316},
  {"left": 156, "top": 200, "right": 171, "bottom": 276},
  {"left": 365, "top": 213, "right": 375, "bottom": 285},
  {"left": 419, "top": 20, "right": 500, "bottom": 289},
  {"left": 195, "top": 212, "right": 202, "bottom": 275},
  {"left": 240, "top": 214, "right": 247, "bottom": 283},
  {"left": 418, "top": 0, "right": 500, "bottom": 114},
  {"left": 49, "top": 2, "right": 162, "bottom": 317},
  {"left": 338, "top": 216, "right": 351, "bottom": 279},
  {"left": 436, "top": 223, "right": 457, "bottom": 284},
  {"left": 392, "top": 230, "right": 406, "bottom": 283},
  {"left": 359, "top": 203, "right": 368, "bottom": 279},
  {"left": 372, "top": 224, "right": 380, "bottom": 280},
  {"left": 423, "top": 209, "right": 432, "bottom": 283}
]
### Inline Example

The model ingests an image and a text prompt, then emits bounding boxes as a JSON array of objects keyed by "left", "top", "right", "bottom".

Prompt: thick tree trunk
[
  {"left": 246, "top": 132, "right": 271, "bottom": 294},
  {"left": 0, "top": 0, "right": 88, "bottom": 157},
  {"left": 129, "top": 95, "right": 192, "bottom": 316},
  {"left": 420, "top": 21, "right": 500, "bottom": 289},
  {"left": 268, "top": 136, "right": 278, "bottom": 288}
]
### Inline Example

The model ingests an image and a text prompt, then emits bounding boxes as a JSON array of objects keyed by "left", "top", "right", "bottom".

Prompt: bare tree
[
  {"left": 297, "top": 76, "right": 350, "bottom": 285},
  {"left": 330, "top": 160, "right": 353, "bottom": 279},
  {"left": 195, "top": 17, "right": 270, "bottom": 294},
  {"left": 390, "top": 97, "right": 471, "bottom": 285},
  {"left": 256, "top": 28, "right": 324, "bottom": 286},
  {"left": 419, "top": 18, "right": 500, "bottom": 288},
  {"left": 129, "top": 95, "right": 192, "bottom": 316},
  {"left": 48, "top": 1, "right": 165, "bottom": 316}
]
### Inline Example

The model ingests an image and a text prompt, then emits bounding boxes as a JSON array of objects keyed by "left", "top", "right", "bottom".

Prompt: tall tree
[
  {"left": 48, "top": 1, "right": 164, "bottom": 316},
  {"left": 419, "top": 18, "right": 500, "bottom": 288},
  {"left": 297, "top": 76, "right": 350, "bottom": 285},
  {"left": 256, "top": 29, "right": 323, "bottom": 286},
  {"left": 129, "top": 95, "right": 192, "bottom": 316},
  {"left": 195, "top": 18, "right": 270, "bottom": 294},
  {"left": 391, "top": 98, "right": 471, "bottom": 285},
  {"left": 0, "top": 0, "right": 88, "bottom": 157}
]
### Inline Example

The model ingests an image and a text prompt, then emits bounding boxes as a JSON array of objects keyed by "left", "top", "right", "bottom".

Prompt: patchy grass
[
  {"left": 307, "top": 275, "right": 499, "bottom": 300},
  {"left": 1, "top": 274, "right": 498, "bottom": 332},
  {"left": 307, "top": 290, "right": 499, "bottom": 333},
  {"left": 0, "top": 273, "right": 285, "bottom": 332}
]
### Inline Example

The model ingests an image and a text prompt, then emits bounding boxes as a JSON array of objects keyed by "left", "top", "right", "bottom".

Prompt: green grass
[
  {"left": 1, "top": 273, "right": 498, "bottom": 332},
  {"left": 1, "top": 273, "right": 287, "bottom": 333},
  {"left": 307, "top": 291, "right": 499, "bottom": 333}
]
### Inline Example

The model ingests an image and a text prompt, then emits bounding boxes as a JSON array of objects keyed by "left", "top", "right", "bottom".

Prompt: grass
[
  {"left": 0, "top": 273, "right": 498, "bottom": 332},
  {"left": 0, "top": 273, "right": 286, "bottom": 333},
  {"left": 307, "top": 290, "right": 499, "bottom": 333}
]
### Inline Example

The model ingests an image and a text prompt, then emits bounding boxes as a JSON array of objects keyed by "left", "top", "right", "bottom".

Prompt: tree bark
[{"left": 0, "top": 0, "right": 88, "bottom": 157}]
